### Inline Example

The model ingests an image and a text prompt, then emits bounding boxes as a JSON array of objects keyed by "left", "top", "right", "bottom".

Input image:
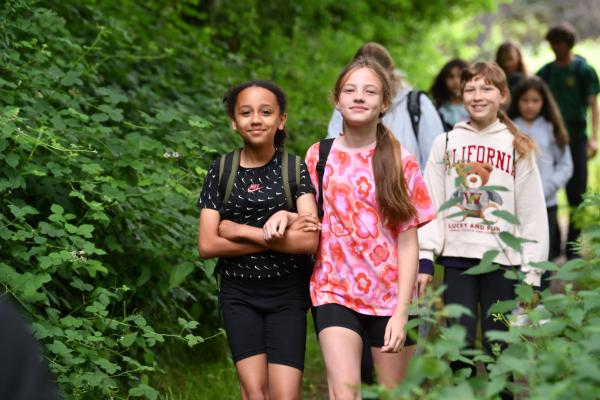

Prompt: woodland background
[{"left": 1, "top": 0, "right": 599, "bottom": 398}]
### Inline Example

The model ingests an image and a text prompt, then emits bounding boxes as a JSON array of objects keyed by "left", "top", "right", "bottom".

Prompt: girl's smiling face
[
  {"left": 231, "top": 86, "right": 287, "bottom": 147},
  {"left": 462, "top": 75, "right": 507, "bottom": 130},
  {"left": 336, "top": 67, "right": 388, "bottom": 129},
  {"left": 500, "top": 47, "right": 521, "bottom": 74},
  {"left": 518, "top": 88, "right": 544, "bottom": 123},
  {"left": 446, "top": 66, "right": 463, "bottom": 99}
]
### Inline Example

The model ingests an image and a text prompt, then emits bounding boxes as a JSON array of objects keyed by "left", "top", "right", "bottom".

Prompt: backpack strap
[
  {"left": 218, "top": 149, "right": 241, "bottom": 208},
  {"left": 282, "top": 149, "right": 301, "bottom": 211},
  {"left": 316, "top": 138, "right": 335, "bottom": 219},
  {"left": 407, "top": 90, "right": 424, "bottom": 142}
]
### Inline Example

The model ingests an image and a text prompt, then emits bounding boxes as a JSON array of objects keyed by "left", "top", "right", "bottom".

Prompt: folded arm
[
  {"left": 197, "top": 208, "right": 265, "bottom": 258},
  {"left": 219, "top": 193, "right": 320, "bottom": 254}
]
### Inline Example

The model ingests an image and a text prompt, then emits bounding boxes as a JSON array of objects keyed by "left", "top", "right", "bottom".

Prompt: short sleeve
[
  {"left": 400, "top": 151, "right": 436, "bottom": 231},
  {"left": 295, "top": 161, "right": 316, "bottom": 199},
  {"left": 197, "top": 159, "right": 222, "bottom": 210},
  {"left": 304, "top": 142, "right": 320, "bottom": 195},
  {"left": 583, "top": 64, "right": 600, "bottom": 97}
]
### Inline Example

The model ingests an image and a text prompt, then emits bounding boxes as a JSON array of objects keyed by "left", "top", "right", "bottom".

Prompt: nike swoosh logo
[{"left": 248, "top": 183, "right": 263, "bottom": 193}]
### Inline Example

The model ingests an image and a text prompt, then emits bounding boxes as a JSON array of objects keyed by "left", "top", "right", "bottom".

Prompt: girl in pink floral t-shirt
[{"left": 305, "top": 58, "right": 435, "bottom": 396}]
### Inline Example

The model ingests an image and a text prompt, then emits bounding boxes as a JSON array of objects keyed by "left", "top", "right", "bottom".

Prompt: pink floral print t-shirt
[{"left": 305, "top": 138, "right": 435, "bottom": 316}]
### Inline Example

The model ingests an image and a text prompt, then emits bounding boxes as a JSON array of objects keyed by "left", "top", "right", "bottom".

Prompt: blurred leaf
[
  {"left": 463, "top": 250, "right": 499, "bottom": 275},
  {"left": 492, "top": 210, "right": 520, "bottom": 225}
]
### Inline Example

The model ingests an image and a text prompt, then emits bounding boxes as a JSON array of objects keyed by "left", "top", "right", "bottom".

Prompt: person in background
[
  {"left": 508, "top": 77, "right": 573, "bottom": 287},
  {"left": 496, "top": 41, "right": 528, "bottom": 94},
  {"left": 430, "top": 58, "right": 470, "bottom": 131},
  {"left": 537, "top": 22, "right": 599, "bottom": 259}
]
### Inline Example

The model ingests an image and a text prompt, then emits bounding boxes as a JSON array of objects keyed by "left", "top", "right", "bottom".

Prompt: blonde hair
[
  {"left": 461, "top": 61, "right": 536, "bottom": 157},
  {"left": 333, "top": 57, "right": 417, "bottom": 226}
]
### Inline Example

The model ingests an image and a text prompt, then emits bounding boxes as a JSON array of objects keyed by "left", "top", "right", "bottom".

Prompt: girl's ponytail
[
  {"left": 373, "top": 122, "right": 417, "bottom": 227},
  {"left": 498, "top": 109, "right": 536, "bottom": 157}
]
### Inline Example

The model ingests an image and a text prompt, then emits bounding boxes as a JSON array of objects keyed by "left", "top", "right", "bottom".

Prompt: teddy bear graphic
[{"left": 449, "top": 161, "right": 503, "bottom": 222}]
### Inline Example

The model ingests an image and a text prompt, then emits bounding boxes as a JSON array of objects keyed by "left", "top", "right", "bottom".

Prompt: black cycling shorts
[
  {"left": 219, "top": 273, "right": 310, "bottom": 371},
  {"left": 312, "top": 303, "right": 416, "bottom": 347}
]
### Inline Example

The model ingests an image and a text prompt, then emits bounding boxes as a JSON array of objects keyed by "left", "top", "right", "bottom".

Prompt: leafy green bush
[
  {"left": 0, "top": 0, "right": 501, "bottom": 398},
  {"left": 369, "top": 193, "right": 600, "bottom": 399},
  {"left": 0, "top": 1, "right": 240, "bottom": 397}
]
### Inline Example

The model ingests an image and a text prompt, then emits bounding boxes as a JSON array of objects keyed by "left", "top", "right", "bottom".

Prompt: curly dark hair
[
  {"left": 429, "top": 58, "right": 469, "bottom": 108},
  {"left": 223, "top": 80, "right": 287, "bottom": 147}
]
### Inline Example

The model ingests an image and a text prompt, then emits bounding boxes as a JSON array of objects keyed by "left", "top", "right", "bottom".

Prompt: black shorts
[
  {"left": 312, "top": 303, "right": 416, "bottom": 347},
  {"left": 219, "top": 273, "right": 310, "bottom": 371}
]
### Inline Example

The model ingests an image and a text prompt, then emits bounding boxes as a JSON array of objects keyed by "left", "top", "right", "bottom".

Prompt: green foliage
[
  {"left": 377, "top": 193, "right": 600, "bottom": 399},
  {"left": 0, "top": 0, "right": 502, "bottom": 397},
  {"left": 0, "top": 0, "right": 237, "bottom": 397}
]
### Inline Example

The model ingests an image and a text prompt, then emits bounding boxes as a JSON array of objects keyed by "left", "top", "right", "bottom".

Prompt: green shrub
[
  {"left": 0, "top": 0, "right": 501, "bottom": 398},
  {"left": 0, "top": 1, "right": 238, "bottom": 397},
  {"left": 372, "top": 193, "right": 600, "bottom": 399}
]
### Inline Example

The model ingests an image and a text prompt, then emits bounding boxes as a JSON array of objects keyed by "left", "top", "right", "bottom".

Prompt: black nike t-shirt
[{"left": 198, "top": 151, "right": 316, "bottom": 279}]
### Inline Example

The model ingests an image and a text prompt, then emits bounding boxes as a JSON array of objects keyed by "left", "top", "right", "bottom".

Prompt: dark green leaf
[{"left": 463, "top": 250, "right": 499, "bottom": 275}]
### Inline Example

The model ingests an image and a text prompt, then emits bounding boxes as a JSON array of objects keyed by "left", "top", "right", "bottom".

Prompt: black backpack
[
  {"left": 407, "top": 90, "right": 425, "bottom": 141},
  {"left": 218, "top": 148, "right": 301, "bottom": 211}
]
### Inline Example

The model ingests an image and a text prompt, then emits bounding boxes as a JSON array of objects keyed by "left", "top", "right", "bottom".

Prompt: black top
[{"left": 198, "top": 151, "right": 315, "bottom": 279}]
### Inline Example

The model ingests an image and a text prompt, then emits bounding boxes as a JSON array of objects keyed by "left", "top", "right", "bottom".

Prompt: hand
[
  {"left": 380, "top": 310, "right": 407, "bottom": 353},
  {"left": 416, "top": 273, "right": 433, "bottom": 298},
  {"left": 218, "top": 220, "right": 241, "bottom": 241},
  {"left": 289, "top": 212, "right": 321, "bottom": 232},
  {"left": 263, "top": 210, "right": 290, "bottom": 241},
  {"left": 587, "top": 138, "right": 598, "bottom": 158}
]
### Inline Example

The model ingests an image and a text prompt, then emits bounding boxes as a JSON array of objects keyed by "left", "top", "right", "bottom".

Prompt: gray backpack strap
[
  {"left": 282, "top": 149, "right": 300, "bottom": 211},
  {"left": 218, "top": 149, "right": 241, "bottom": 207}
]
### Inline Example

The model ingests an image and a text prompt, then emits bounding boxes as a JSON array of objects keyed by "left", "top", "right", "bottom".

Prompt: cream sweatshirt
[{"left": 418, "top": 120, "right": 549, "bottom": 286}]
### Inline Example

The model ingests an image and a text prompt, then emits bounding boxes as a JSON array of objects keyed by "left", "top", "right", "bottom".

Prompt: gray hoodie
[{"left": 514, "top": 116, "right": 573, "bottom": 207}]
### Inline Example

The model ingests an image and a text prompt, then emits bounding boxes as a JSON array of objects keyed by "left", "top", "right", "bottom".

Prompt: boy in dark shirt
[{"left": 537, "top": 22, "right": 599, "bottom": 259}]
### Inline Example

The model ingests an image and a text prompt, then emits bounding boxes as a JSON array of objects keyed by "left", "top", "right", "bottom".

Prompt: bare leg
[
  {"left": 371, "top": 344, "right": 417, "bottom": 389},
  {"left": 318, "top": 327, "right": 362, "bottom": 400},
  {"left": 235, "top": 354, "right": 269, "bottom": 400},
  {"left": 268, "top": 363, "right": 302, "bottom": 400}
]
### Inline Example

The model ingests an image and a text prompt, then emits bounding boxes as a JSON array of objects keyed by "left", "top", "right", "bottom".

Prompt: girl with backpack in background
[
  {"left": 197, "top": 80, "right": 320, "bottom": 400},
  {"left": 496, "top": 41, "right": 528, "bottom": 94},
  {"left": 508, "top": 76, "right": 573, "bottom": 286},
  {"left": 430, "top": 58, "right": 470, "bottom": 131},
  {"left": 305, "top": 57, "right": 435, "bottom": 398},
  {"left": 418, "top": 62, "right": 548, "bottom": 383}
]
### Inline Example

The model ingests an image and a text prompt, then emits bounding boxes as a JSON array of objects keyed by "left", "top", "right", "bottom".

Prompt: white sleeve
[
  {"left": 515, "top": 153, "right": 549, "bottom": 286},
  {"left": 418, "top": 135, "right": 447, "bottom": 261},
  {"left": 417, "top": 95, "right": 445, "bottom": 168},
  {"left": 327, "top": 109, "right": 343, "bottom": 138}
]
